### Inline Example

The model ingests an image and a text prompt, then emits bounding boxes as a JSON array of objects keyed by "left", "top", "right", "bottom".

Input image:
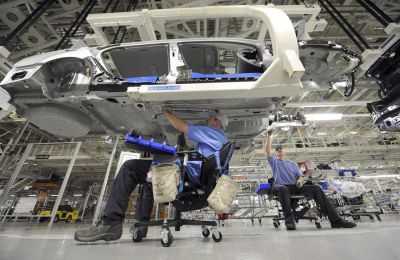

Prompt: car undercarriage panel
[{"left": 0, "top": 38, "right": 361, "bottom": 147}]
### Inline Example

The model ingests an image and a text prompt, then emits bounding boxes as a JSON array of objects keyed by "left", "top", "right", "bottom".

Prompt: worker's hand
[
  {"left": 267, "top": 126, "right": 275, "bottom": 135},
  {"left": 296, "top": 177, "right": 305, "bottom": 188},
  {"left": 162, "top": 105, "right": 173, "bottom": 113}
]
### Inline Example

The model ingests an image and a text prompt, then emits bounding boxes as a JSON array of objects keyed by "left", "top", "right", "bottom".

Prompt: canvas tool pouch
[
  {"left": 207, "top": 175, "right": 238, "bottom": 213},
  {"left": 151, "top": 164, "right": 180, "bottom": 203}
]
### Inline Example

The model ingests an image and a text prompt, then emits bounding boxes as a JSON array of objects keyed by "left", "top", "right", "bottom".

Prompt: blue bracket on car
[
  {"left": 125, "top": 76, "right": 158, "bottom": 84},
  {"left": 125, "top": 134, "right": 177, "bottom": 155},
  {"left": 191, "top": 72, "right": 262, "bottom": 79}
]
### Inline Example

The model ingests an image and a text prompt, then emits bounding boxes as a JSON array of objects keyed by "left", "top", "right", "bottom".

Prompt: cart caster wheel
[
  {"left": 376, "top": 215, "right": 382, "bottom": 221},
  {"left": 251, "top": 218, "right": 254, "bottom": 225},
  {"left": 273, "top": 222, "right": 279, "bottom": 229},
  {"left": 161, "top": 230, "right": 173, "bottom": 247},
  {"left": 369, "top": 216, "right": 374, "bottom": 221},
  {"left": 132, "top": 228, "right": 144, "bottom": 242},
  {"left": 315, "top": 222, "right": 321, "bottom": 229},
  {"left": 202, "top": 226, "right": 210, "bottom": 238},
  {"left": 258, "top": 218, "right": 262, "bottom": 226},
  {"left": 211, "top": 229, "right": 222, "bottom": 242}
]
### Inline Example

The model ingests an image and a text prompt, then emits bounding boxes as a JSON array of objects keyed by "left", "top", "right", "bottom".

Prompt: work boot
[
  {"left": 285, "top": 223, "right": 296, "bottom": 230},
  {"left": 285, "top": 215, "right": 296, "bottom": 230},
  {"left": 331, "top": 219, "right": 357, "bottom": 228},
  {"left": 74, "top": 216, "right": 122, "bottom": 242}
]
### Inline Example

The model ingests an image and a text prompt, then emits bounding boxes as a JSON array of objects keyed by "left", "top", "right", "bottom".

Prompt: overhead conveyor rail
[{"left": 317, "top": 0, "right": 371, "bottom": 52}]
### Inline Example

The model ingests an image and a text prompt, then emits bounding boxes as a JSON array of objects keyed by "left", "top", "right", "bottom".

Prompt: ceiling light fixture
[
  {"left": 305, "top": 113, "right": 343, "bottom": 121},
  {"left": 317, "top": 132, "right": 327, "bottom": 136},
  {"left": 359, "top": 174, "right": 400, "bottom": 179},
  {"left": 349, "top": 131, "right": 358, "bottom": 134}
]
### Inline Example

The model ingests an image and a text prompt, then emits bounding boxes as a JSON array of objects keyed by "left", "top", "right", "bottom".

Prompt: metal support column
[
  {"left": 80, "top": 185, "right": 92, "bottom": 222},
  {"left": 0, "top": 121, "right": 29, "bottom": 170},
  {"left": 92, "top": 135, "right": 119, "bottom": 224},
  {"left": 155, "top": 203, "right": 160, "bottom": 221},
  {"left": 0, "top": 143, "right": 33, "bottom": 207},
  {"left": 48, "top": 142, "right": 81, "bottom": 227}
]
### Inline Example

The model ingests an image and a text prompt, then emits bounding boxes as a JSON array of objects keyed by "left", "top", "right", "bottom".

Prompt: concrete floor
[{"left": 0, "top": 218, "right": 399, "bottom": 260}]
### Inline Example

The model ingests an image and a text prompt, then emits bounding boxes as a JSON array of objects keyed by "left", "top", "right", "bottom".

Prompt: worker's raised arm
[
  {"left": 163, "top": 107, "right": 188, "bottom": 134},
  {"left": 265, "top": 132, "right": 273, "bottom": 157}
]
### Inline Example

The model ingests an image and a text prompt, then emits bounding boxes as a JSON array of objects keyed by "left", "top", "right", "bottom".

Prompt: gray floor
[{"left": 0, "top": 217, "right": 399, "bottom": 260}]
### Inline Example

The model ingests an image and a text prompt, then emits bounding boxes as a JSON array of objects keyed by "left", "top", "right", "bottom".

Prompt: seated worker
[
  {"left": 265, "top": 129, "right": 356, "bottom": 231},
  {"left": 74, "top": 108, "right": 228, "bottom": 242}
]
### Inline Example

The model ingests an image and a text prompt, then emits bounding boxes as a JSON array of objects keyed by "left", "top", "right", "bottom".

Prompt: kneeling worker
[
  {"left": 74, "top": 108, "right": 228, "bottom": 242},
  {"left": 265, "top": 129, "right": 356, "bottom": 230}
]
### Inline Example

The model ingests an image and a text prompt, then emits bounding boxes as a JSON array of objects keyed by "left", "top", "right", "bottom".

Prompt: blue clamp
[
  {"left": 255, "top": 183, "right": 272, "bottom": 195},
  {"left": 125, "top": 134, "right": 177, "bottom": 154},
  {"left": 338, "top": 169, "right": 356, "bottom": 177}
]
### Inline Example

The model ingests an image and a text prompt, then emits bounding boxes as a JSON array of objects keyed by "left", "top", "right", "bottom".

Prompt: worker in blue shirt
[
  {"left": 265, "top": 129, "right": 356, "bottom": 230},
  {"left": 75, "top": 107, "right": 228, "bottom": 242}
]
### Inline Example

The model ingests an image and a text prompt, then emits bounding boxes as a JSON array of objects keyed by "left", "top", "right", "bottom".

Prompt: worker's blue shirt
[
  {"left": 267, "top": 155, "right": 303, "bottom": 185},
  {"left": 177, "top": 124, "right": 228, "bottom": 186}
]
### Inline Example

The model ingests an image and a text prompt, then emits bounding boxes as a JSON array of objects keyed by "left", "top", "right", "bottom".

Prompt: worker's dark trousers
[
  {"left": 103, "top": 160, "right": 153, "bottom": 222},
  {"left": 273, "top": 184, "right": 342, "bottom": 224}
]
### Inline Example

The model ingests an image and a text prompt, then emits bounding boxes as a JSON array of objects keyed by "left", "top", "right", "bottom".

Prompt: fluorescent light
[
  {"left": 317, "top": 132, "right": 327, "bottom": 136},
  {"left": 349, "top": 131, "right": 358, "bottom": 134},
  {"left": 28, "top": 194, "right": 36, "bottom": 197},
  {"left": 281, "top": 126, "right": 290, "bottom": 131},
  {"left": 73, "top": 194, "right": 83, "bottom": 197},
  {"left": 50, "top": 194, "right": 58, "bottom": 197},
  {"left": 305, "top": 113, "right": 342, "bottom": 121},
  {"left": 359, "top": 174, "right": 400, "bottom": 179}
]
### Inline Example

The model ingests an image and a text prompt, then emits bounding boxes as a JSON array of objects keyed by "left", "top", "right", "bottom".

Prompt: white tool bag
[
  {"left": 151, "top": 164, "right": 180, "bottom": 203},
  {"left": 207, "top": 175, "right": 238, "bottom": 213}
]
